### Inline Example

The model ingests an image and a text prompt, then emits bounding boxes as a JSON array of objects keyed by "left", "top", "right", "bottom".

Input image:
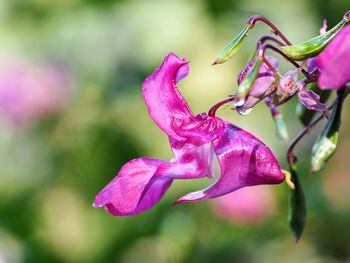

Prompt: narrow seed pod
[
  {"left": 213, "top": 25, "right": 250, "bottom": 65},
  {"left": 281, "top": 15, "right": 348, "bottom": 61},
  {"left": 296, "top": 82, "right": 331, "bottom": 126},
  {"left": 233, "top": 58, "right": 262, "bottom": 107},
  {"left": 288, "top": 164, "right": 306, "bottom": 242},
  {"left": 311, "top": 89, "right": 345, "bottom": 172}
]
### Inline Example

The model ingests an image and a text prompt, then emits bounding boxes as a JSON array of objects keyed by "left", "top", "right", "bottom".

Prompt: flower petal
[
  {"left": 142, "top": 53, "right": 194, "bottom": 139},
  {"left": 175, "top": 123, "right": 284, "bottom": 203},
  {"left": 315, "top": 25, "right": 350, "bottom": 89},
  {"left": 93, "top": 158, "right": 170, "bottom": 216},
  {"left": 172, "top": 113, "right": 225, "bottom": 142},
  {"left": 94, "top": 137, "right": 215, "bottom": 216},
  {"left": 298, "top": 89, "right": 327, "bottom": 112}
]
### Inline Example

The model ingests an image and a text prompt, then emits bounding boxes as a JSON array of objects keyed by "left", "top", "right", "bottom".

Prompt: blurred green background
[{"left": 0, "top": 0, "right": 349, "bottom": 262}]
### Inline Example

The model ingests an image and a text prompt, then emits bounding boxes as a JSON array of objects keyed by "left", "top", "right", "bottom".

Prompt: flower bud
[
  {"left": 281, "top": 14, "right": 348, "bottom": 60},
  {"left": 311, "top": 89, "right": 345, "bottom": 172},
  {"left": 288, "top": 164, "right": 306, "bottom": 242},
  {"left": 298, "top": 88, "right": 327, "bottom": 112},
  {"left": 213, "top": 25, "right": 250, "bottom": 65},
  {"left": 233, "top": 57, "right": 262, "bottom": 108},
  {"left": 296, "top": 83, "right": 331, "bottom": 126},
  {"left": 277, "top": 69, "right": 301, "bottom": 98},
  {"left": 237, "top": 55, "right": 279, "bottom": 110}
]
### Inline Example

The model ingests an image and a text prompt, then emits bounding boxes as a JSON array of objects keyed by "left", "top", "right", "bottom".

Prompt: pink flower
[
  {"left": 94, "top": 53, "right": 284, "bottom": 216},
  {"left": 315, "top": 25, "right": 350, "bottom": 89},
  {"left": 211, "top": 185, "right": 276, "bottom": 225},
  {"left": 0, "top": 58, "right": 70, "bottom": 126}
]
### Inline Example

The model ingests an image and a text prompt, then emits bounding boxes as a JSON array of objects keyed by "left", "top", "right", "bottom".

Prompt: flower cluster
[
  {"left": 95, "top": 10, "right": 350, "bottom": 241},
  {"left": 94, "top": 53, "right": 284, "bottom": 216}
]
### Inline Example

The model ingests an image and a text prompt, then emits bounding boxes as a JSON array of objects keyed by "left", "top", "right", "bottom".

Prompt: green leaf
[
  {"left": 213, "top": 25, "right": 250, "bottom": 65},
  {"left": 288, "top": 164, "right": 306, "bottom": 242},
  {"left": 311, "top": 89, "right": 345, "bottom": 173}
]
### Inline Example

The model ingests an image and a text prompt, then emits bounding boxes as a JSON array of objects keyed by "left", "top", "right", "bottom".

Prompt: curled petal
[
  {"left": 175, "top": 123, "right": 284, "bottom": 204},
  {"left": 142, "top": 53, "right": 194, "bottom": 140},
  {"left": 315, "top": 25, "right": 350, "bottom": 89},
  {"left": 298, "top": 89, "right": 327, "bottom": 112},
  {"left": 93, "top": 158, "right": 170, "bottom": 216},
  {"left": 159, "top": 139, "right": 214, "bottom": 180},
  {"left": 94, "top": 137, "right": 215, "bottom": 216}
]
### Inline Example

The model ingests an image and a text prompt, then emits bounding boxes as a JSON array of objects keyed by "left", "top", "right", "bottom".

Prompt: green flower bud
[
  {"left": 213, "top": 25, "right": 250, "bottom": 65},
  {"left": 281, "top": 15, "right": 348, "bottom": 61},
  {"left": 233, "top": 58, "right": 262, "bottom": 107},
  {"left": 311, "top": 89, "right": 345, "bottom": 172},
  {"left": 288, "top": 164, "right": 306, "bottom": 242},
  {"left": 296, "top": 82, "right": 331, "bottom": 126}
]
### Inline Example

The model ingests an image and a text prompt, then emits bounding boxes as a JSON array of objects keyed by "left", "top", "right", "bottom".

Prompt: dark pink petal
[
  {"left": 94, "top": 158, "right": 169, "bottom": 216},
  {"left": 167, "top": 138, "right": 214, "bottom": 178},
  {"left": 298, "top": 89, "right": 327, "bottom": 112},
  {"left": 172, "top": 113, "right": 225, "bottom": 142},
  {"left": 94, "top": 137, "right": 215, "bottom": 216},
  {"left": 142, "top": 53, "right": 194, "bottom": 140},
  {"left": 315, "top": 25, "right": 350, "bottom": 89},
  {"left": 174, "top": 123, "right": 284, "bottom": 203}
]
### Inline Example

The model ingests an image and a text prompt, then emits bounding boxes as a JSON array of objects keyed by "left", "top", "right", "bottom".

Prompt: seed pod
[
  {"left": 281, "top": 17, "right": 348, "bottom": 61},
  {"left": 311, "top": 89, "right": 345, "bottom": 172},
  {"left": 288, "top": 164, "right": 307, "bottom": 242},
  {"left": 213, "top": 25, "right": 250, "bottom": 65},
  {"left": 296, "top": 83, "right": 331, "bottom": 126}
]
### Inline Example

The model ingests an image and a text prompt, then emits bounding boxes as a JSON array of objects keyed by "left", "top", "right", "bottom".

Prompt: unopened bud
[
  {"left": 213, "top": 25, "right": 250, "bottom": 65},
  {"left": 311, "top": 89, "right": 345, "bottom": 172},
  {"left": 281, "top": 13, "right": 349, "bottom": 60},
  {"left": 296, "top": 83, "right": 331, "bottom": 126},
  {"left": 278, "top": 69, "right": 300, "bottom": 98},
  {"left": 233, "top": 58, "right": 262, "bottom": 106}
]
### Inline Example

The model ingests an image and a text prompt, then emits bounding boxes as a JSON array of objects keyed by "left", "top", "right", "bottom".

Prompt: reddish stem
[
  {"left": 247, "top": 15, "right": 292, "bottom": 46},
  {"left": 287, "top": 103, "right": 334, "bottom": 166},
  {"left": 258, "top": 44, "right": 313, "bottom": 80},
  {"left": 257, "top": 34, "right": 286, "bottom": 49},
  {"left": 261, "top": 57, "right": 280, "bottom": 79},
  {"left": 208, "top": 96, "right": 235, "bottom": 117}
]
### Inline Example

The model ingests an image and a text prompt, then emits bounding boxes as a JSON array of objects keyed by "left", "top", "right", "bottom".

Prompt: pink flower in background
[
  {"left": 94, "top": 52, "right": 284, "bottom": 216},
  {"left": 0, "top": 57, "right": 71, "bottom": 126},
  {"left": 212, "top": 185, "right": 276, "bottom": 225},
  {"left": 315, "top": 25, "right": 350, "bottom": 89}
]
